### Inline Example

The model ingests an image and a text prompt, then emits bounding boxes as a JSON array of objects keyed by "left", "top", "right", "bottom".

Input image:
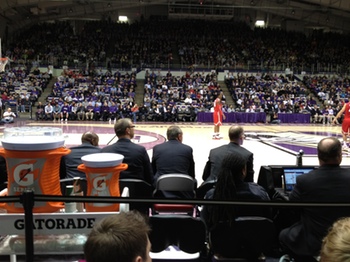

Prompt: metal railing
[
  {"left": 6, "top": 58, "right": 350, "bottom": 76},
  {"left": 2, "top": 191, "right": 350, "bottom": 262}
]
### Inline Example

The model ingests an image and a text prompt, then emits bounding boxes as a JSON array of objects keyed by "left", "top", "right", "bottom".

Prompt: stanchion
[{"left": 21, "top": 190, "right": 34, "bottom": 262}]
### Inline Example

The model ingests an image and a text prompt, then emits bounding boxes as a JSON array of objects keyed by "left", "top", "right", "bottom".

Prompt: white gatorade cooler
[
  {"left": 0, "top": 127, "right": 70, "bottom": 213},
  {"left": 78, "top": 153, "right": 127, "bottom": 212}
]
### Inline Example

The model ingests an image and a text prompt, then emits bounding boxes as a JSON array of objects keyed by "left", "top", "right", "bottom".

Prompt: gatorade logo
[
  {"left": 13, "top": 161, "right": 39, "bottom": 187},
  {"left": 92, "top": 175, "right": 109, "bottom": 192}
]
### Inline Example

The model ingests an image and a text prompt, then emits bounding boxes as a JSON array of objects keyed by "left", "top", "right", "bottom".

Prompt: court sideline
[{"left": 2, "top": 119, "right": 349, "bottom": 184}]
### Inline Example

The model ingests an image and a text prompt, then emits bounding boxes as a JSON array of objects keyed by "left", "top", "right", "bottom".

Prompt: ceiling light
[
  {"left": 119, "top": 16, "right": 128, "bottom": 22},
  {"left": 255, "top": 20, "right": 265, "bottom": 27}
]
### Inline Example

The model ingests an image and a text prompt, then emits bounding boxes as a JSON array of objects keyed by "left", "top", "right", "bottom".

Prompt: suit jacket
[
  {"left": 152, "top": 139, "right": 195, "bottom": 181},
  {"left": 152, "top": 139, "right": 195, "bottom": 198},
  {"left": 101, "top": 138, "right": 154, "bottom": 184},
  {"left": 203, "top": 142, "right": 254, "bottom": 182},
  {"left": 279, "top": 165, "right": 350, "bottom": 257},
  {"left": 60, "top": 142, "right": 101, "bottom": 179}
]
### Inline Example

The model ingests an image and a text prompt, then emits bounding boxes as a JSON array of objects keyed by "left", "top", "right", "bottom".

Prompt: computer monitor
[{"left": 283, "top": 167, "right": 314, "bottom": 193}]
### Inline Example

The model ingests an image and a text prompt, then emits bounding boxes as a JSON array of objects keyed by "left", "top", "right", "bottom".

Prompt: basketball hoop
[{"left": 0, "top": 58, "right": 8, "bottom": 72}]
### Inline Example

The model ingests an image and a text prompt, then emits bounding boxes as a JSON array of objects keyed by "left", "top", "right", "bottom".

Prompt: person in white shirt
[
  {"left": 227, "top": 104, "right": 235, "bottom": 113},
  {"left": 44, "top": 103, "right": 53, "bottom": 120},
  {"left": 327, "top": 105, "right": 337, "bottom": 125},
  {"left": 184, "top": 95, "right": 192, "bottom": 104},
  {"left": 2, "top": 108, "right": 16, "bottom": 123}
]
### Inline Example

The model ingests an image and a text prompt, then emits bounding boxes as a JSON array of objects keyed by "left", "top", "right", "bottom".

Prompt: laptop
[{"left": 283, "top": 167, "right": 314, "bottom": 194}]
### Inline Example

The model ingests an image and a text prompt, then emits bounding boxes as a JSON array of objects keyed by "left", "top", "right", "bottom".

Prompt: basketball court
[{"left": 1, "top": 119, "right": 348, "bottom": 184}]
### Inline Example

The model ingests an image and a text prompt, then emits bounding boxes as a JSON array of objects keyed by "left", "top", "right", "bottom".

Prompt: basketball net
[{"left": 0, "top": 57, "right": 8, "bottom": 72}]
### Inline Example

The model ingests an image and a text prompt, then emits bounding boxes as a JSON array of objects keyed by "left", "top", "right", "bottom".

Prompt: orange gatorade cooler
[
  {"left": 0, "top": 127, "right": 70, "bottom": 213},
  {"left": 78, "top": 153, "right": 127, "bottom": 212}
]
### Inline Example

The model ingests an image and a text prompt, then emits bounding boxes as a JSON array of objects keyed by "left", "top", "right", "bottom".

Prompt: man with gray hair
[
  {"left": 101, "top": 118, "right": 153, "bottom": 184},
  {"left": 203, "top": 125, "right": 254, "bottom": 182},
  {"left": 152, "top": 125, "right": 195, "bottom": 198}
]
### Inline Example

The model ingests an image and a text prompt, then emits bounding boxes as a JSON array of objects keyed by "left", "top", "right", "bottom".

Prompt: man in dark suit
[
  {"left": 152, "top": 125, "right": 195, "bottom": 198},
  {"left": 202, "top": 125, "right": 254, "bottom": 182},
  {"left": 101, "top": 118, "right": 153, "bottom": 184},
  {"left": 279, "top": 137, "right": 350, "bottom": 260},
  {"left": 60, "top": 132, "right": 101, "bottom": 179}
]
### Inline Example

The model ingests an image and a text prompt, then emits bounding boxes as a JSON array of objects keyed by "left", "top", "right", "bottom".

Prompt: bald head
[
  {"left": 317, "top": 137, "right": 342, "bottom": 165},
  {"left": 82, "top": 132, "right": 99, "bottom": 146}
]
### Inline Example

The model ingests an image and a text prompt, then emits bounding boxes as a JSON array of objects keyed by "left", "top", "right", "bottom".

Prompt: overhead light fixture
[
  {"left": 291, "top": 10, "right": 295, "bottom": 15},
  {"left": 107, "top": 3, "right": 111, "bottom": 7},
  {"left": 118, "top": 16, "right": 128, "bottom": 22},
  {"left": 255, "top": 20, "right": 265, "bottom": 27},
  {"left": 69, "top": 8, "right": 73, "bottom": 13},
  {"left": 250, "top": 0, "right": 254, "bottom": 5}
]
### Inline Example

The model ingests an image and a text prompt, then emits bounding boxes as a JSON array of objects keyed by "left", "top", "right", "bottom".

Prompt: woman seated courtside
[{"left": 201, "top": 153, "right": 271, "bottom": 230}]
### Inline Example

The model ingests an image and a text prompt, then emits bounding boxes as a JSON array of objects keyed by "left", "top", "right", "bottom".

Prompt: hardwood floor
[{"left": 1, "top": 119, "right": 349, "bottom": 184}]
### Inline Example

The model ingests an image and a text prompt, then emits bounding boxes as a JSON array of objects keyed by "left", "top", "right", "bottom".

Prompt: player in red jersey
[
  {"left": 213, "top": 92, "right": 226, "bottom": 139},
  {"left": 333, "top": 100, "right": 350, "bottom": 148}
]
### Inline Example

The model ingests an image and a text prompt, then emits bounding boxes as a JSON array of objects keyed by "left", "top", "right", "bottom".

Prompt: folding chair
[
  {"left": 209, "top": 216, "right": 276, "bottom": 261},
  {"left": 119, "top": 178, "right": 153, "bottom": 215},
  {"left": 149, "top": 214, "right": 207, "bottom": 261},
  {"left": 196, "top": 179, "right": 216, "bottom": 199},
  {"left": 152, "top": 174, "right": 197, "bottom": 215}
]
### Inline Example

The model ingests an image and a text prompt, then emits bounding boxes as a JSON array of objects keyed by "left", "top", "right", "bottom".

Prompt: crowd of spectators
[
  {"left": 3, "top": 19, "right": 350, "bottom": 122},
  {"left": 28, "top": 67, "right": 223, "bottom": 123},
  {"left": 302, "top": 74, "right": 350, "bottom": 124},
  {"left": 2, "top": 62, "right": 349, "bottom": 125},
  {"left": 36, "top": 68, "right": 140, "bottom": 122},
  {"left": 224, "top": 71, "right": 350, "bottom": 124},
  {"left": 5, "top": 19, "right": 350, "bottom": 73},
  {"left": 0, "top": 66, "right": 49, "bottom": 116},
  {"left": 141, "top": 69, "right": 224, "bottom": 122}
]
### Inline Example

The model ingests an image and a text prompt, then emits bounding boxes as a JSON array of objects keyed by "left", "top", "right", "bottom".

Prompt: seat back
[
  {"left": 153, "top": 174, "right": 196, "bottom": 214},
  {"left": 154, "top": 174, "right": 196, "bottom": 193},
  {"left": 196, "top": 180, "right": 216, "bottom": 199},
  {"left": 257, "top": 166, "right": 275, "bottom": 198},
  {"left": 209, "top": 216, "right": 276, "bottom": 260},
  {"left": 149, "top": 215, "right": 206, "bottom": 254},
  {"left": 119, "top": 179, "right": 153, "bottom": 215}
]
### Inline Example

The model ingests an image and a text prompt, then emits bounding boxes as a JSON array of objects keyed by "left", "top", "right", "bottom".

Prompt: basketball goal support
[{"left": 0, "top": 38, "right": 8, "bottom": 72}]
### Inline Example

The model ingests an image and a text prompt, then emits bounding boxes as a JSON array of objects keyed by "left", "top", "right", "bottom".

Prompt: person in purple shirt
[
  {"left": 85, "top": 102, "right": 94, "bottom": 120},
  {"left": 109, "top": 101, "right": 118, "bottom": 123},
  {"left": 60, "top": 101, "right": 70, "bottom": 122},
  {"left": 107, "top": 78, "right": 114, "bottom": 85},
  {"left": 52, "top": 103, "right": 61, "bottom": 122},
  {"left": 93, "top": 104, "right": 101, "bottom": 121},
  {"left": 100, "top": 101, "right": 110, "bottom": 121}
]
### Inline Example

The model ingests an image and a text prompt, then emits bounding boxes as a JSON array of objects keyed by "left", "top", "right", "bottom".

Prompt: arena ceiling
[{"left": 1, "top": 0, "right": 350, "bottom": 33}]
